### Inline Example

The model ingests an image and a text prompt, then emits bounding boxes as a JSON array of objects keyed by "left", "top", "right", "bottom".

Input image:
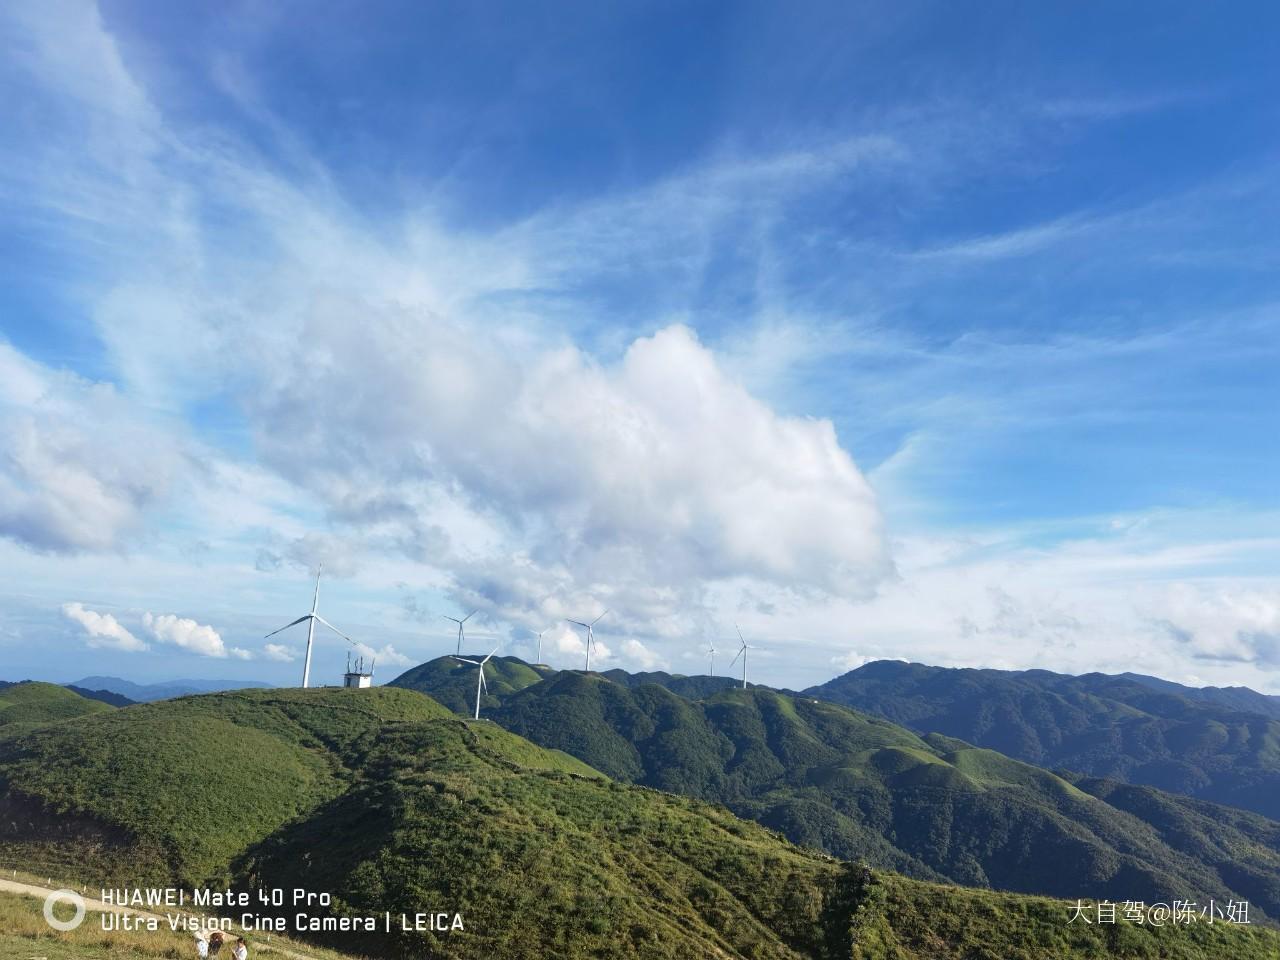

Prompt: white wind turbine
[
  {"left": 453, "top": 647, "right": 499, "bottom": 720},
  {"left": 535, "top": 629, "right": 546, "bottom": 666},
  {"left": 444, "top": 611, "right": 478, "bottom": 656},
  {"left": 728, "top": 625, "right": 752, "bottom": 689},
  {"left": 264, "top": 564, "right": 356, "bottom": 688},
  {"left": 567, "top": 610, "right": 609, "bottom": 672},
  {"left": 706, "top": 640, "right": 718, "bottom": 677}
]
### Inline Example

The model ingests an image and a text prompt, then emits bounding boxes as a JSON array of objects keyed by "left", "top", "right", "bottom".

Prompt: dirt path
[{"left": 0, "top": 878, "right": 325, "bottom": 960}]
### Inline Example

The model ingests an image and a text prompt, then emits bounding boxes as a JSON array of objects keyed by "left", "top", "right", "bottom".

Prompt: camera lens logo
[{"left": 43, "top": 889, "right": 87, "bottom": 931}]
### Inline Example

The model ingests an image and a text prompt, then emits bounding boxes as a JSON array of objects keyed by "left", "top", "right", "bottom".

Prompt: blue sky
[{"left": 1, "top": 1, "right": 1278, "bottom": 691}]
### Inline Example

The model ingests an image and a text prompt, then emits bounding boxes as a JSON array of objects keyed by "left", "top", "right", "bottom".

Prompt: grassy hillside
[
  {"left": 0, "top": 686, "right": 449, "bottom": 883},
  {"left": 805, "top": 660, "right": 1280, "bottom": 820},
  {"left": 1, "top": 686, "right": 1277, "bottom": 959},
  {"left": 0, "top": 685, "right": 841, "bottom": 958},
  {"left": 389, "top": 655, "right": 553, "bottom": 715},
  {"left": 427, "top": 669, "right": 1280, "bottom": 920},
  {"left": 600, "top": 668, "right": 747, "bottom": 699},
  {"left": 0, "top": 681, "right": 113, "bottom": 737}
]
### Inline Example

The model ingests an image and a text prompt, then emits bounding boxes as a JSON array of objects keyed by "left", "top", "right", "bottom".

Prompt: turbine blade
[
  {"left": 452, "top": 656, "right": 480, "bottom": 665},
  {"left": 482, "top": 647, "right": 499, "bottom": 663},
  {"left": 462, "top": 610, "right": 477, "bottom": 623},
  {"left": 264, "top": 614, "right": 311, "bottom": 638},
  {"left": 729, "top": 648, "right": 744, "bottom": 667},
  {"left": 736, "top": 624, "right": 745, "bottom": 644},
  {"left": 567, "top": 619, "right": 590, "bottom": 628},
  {"left": 480, "top": 671, "right": 489, "bottom": 694},
  {"left": 591, "top": 609, "right": 610, "bottom": 626},
  {"left": 443, "top": 615, "right": 461, "bottom": 624},
  {"left": 312, "top": 615, "right": 355, "bottom": 644}
]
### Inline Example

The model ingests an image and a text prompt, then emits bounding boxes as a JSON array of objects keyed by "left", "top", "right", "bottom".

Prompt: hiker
[
  {"left": 233, "top": 936, "right": 249, "bottom": 960},
  {"left": 208, "top": 930, "right": 226, "bottom": 956},
  {"left": 195, "top": 933, "right": 209, "bottom": 959}
]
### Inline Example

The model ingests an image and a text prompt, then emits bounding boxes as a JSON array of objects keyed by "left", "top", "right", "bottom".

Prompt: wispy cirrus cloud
[{"left": 1, "top": 2, "right": 1277, "bottom": 693}]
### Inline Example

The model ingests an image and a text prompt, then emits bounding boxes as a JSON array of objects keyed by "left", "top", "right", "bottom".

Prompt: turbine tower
[
  {"left": 444, "top": 611, "right": 478, "bottom": 656},
  {"left": 264, "top": 564, "right": 356, "bottom": 688},
  {"left": 707, "top": 640, "right": 717, "bottom": 677},
  {"left": 567, "top": 610, "right": 608, "bottom": 672},
  {"left": 728, "top": 625, "right": 752, "bottom": 689},
  {"left": 536, "top": 630, "right": 545, "bottom": 666},
  {"left": 453, "top": 647, "right": 499, "bottom": 720}
]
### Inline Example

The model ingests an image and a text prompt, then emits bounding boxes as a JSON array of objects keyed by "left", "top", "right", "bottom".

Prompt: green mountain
[
  {"left": 0, "top": 681, "right": 113, "bottom": 737},
  {"left": 804, "top": 660, "right": 1280, "bottom": 820},
  {"left": 64, "top": 683, "right": 137, "bottom": 706},
  {"left": 600, "top": 668, "right": 745, "bottom": 699},
  {"left": 0, "top": 685, "right": 837, "bottom": 958},
  {"left": 1117, "top": 672, "right": 1280, "bottom": 720},
  {"left": 5, "top": 685, "right": 1276, "bottom": 959},
  {"left": 388, "top": 654, "right": 554, "bottom": 714},
  {"left": 392, "top": 660, "right": 1280, "bottom": 920}
]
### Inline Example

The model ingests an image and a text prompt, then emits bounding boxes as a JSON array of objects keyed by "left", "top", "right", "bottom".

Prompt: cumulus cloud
[
  {"left": 61, "top": 602, "right": 147, "bottom": 652},
  {"left": 247, "top": 319, "right": 891, "bottom": 629},
  {"left": 263, "top": 643, "right": 297, "bottom": 662},
  {"left": 142, "top": 612, "right": 250, "bottom": 659}
]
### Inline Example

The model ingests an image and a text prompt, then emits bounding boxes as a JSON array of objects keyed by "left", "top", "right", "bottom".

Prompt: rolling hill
[
  {"left": 0, "top": 681, "right": 113, "bottom": 737},
  {"left": 388, "top": 655, "right": 554, "bottom": 715},
  {"left": 391, "top": 658, "right": 1280, "bottom": 920},
  {"left": 3, "top": 685, "right": 1275, "bottom": 958},
  {"left": 805, "top": 660, "right": 1280, "bottom": 820}
]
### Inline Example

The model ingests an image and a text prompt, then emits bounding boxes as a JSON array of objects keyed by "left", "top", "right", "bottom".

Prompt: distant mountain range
[
  {"left": 389, "top": 657, "right": 1280, "bottom": 919},
  {"left": 67, "top": 675, "right": 273, "bottom": 702},
  {"left": 804, "top": 660, "right": 1280, "bottom": 820}
]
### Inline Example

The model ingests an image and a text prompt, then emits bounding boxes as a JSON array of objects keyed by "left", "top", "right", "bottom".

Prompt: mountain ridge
[
  {"left": 389, "top": 657, "right": 1280, "bottom": 921},
  {"left": 805, "top": 659, "right": 1280, "bottom": 820}
]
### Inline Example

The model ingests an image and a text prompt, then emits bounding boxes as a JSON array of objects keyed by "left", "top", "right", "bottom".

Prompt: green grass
[
  {"left": 3, "top": 685, "right": 1279, "bottom": 959},
  {"left": 0, "top": 682, "right": 112, "bottom": 739},
  {"left": 414, "top": 665, "right": 1280, "bottom": 921},
  {"left": 807, "top": 660, "right": 1280, "bottom": 821}
]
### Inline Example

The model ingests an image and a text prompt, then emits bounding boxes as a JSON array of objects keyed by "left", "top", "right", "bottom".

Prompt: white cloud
[
  {"left": 5, "top": 2, "right": 1280, "bottom": 699},
  {"left": 142, "top": 612, "right": 234, "bottom": 658},
  {"left": 61, "top": 602, "right": 146, "bottom": 652},
  {"left": 1150, "top": 585, "right": 1280, "bottom": 667},
  {"left": 351, "top": 642, "right": 413, "bottom": 668},
  {"left": 622, "top": 638, "right": 663, "bottom": 671},
  {"left": 0, "top": 344, "right": 178, "bottom": 553}
]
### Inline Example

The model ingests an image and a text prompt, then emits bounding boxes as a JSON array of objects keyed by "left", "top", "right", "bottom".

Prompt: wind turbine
[
  {"left": 453, "top": 647, "right": 499, "bottom": 720},
  {"left": 535, "top": 630, "right": 545, "bottom": 666},
  {"left": 566, "top": 610, "right": 608, "bottom": 672},
  {"left": 264, "top": 564, "right": 356, "bottom": 688},
  {"left": 728, "top": 625, "right": 752, "bottom": 689},
  {"left": 706, "top": 640, "right": 718, "bottom": 677},
  {"left": 444, "top": 611, "right": 478, "bottom": 656}
]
